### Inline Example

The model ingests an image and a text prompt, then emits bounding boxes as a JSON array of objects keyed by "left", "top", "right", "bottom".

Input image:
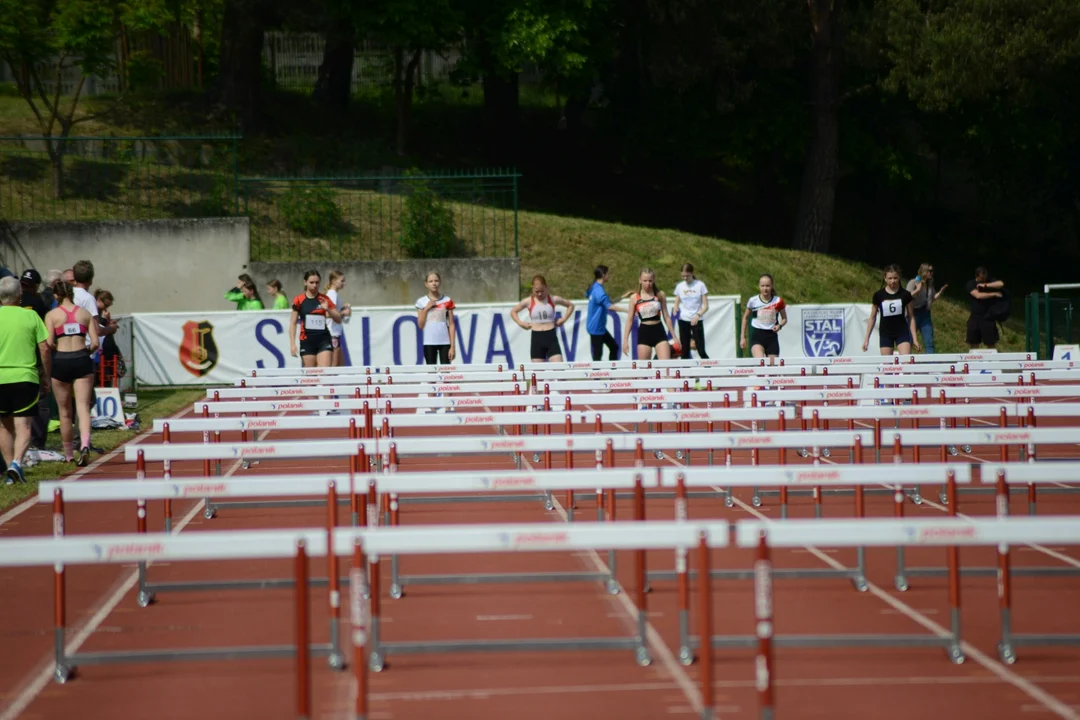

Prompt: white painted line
[
  {"left": 880, "top": 608, "right": 939, "bottom": 615},
  {"left": 0, "top": 418, "right": 276, "bottom": 720},
  {"left": 0, "top": 404, "right": 195, "bottom": 527},
  {"left": 476, "top": 614, "right": 533, "bottom": 622}
]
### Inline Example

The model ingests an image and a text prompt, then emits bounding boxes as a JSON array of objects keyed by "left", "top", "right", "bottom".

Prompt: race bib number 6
[{"left": 881, "top": 300, "right": 902, "bottom": 317}]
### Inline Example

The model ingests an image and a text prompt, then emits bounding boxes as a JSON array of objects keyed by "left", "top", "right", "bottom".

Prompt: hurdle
[
  {"left": 0, "top": 519, "right": 328, "bottom": 712},
  {"left": 734, "top": 516, "right": 1080, "bottom": 719},
  {"left": 337, "top": 519, "right": 729, "bottom": 682},
  {"left": 982, "top": 464, "right": 1080, "bottom": 663},
  {"left": 648, "top": 464, "right": 970, "bottom": 665},
  {"left": 41, "top": 469, "right": 659, "bottom": 607}
]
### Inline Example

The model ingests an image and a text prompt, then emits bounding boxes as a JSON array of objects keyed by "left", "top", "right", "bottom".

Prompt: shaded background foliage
[{"left": 2, "top": 0, "right": 1079, "bottom": 294}]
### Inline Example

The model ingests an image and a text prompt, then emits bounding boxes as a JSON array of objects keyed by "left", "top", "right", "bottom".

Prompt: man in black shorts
[
  {"left": 965, "top": 267, "right": 1004, "bottom": 349},
  {"left": 0, "top": 276, "right": 52, "bottom": 484}
]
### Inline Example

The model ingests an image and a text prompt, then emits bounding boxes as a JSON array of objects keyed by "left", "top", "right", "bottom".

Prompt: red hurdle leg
[
  {"left": 945, "top": 469, "right": 964, "bottom": 663},
  {"left": 675, "top": 475, "right": 693, "bottom": 664},
  {"left": 326, "top": 481, "right": 343, "bottom": 668},
  {"left": 564, "top": 414, "right": 575, "bottom": 512},
  {"left": 162, "top": 424, "right": 173, "bottom": 534},
  {"left": 633, "top": 474, "right": 651, "bottom": 665},
  {"left": 53, "top": 489, "right": 70, "bottom": 682},
  {"left": 352, "top": 539, "right": 370, "bottom": 718},
  {"left": 995, "top": 470, "right": 1016, "bottom": 664},
  {"left": 605, "top": 439, "right": 616, "bottom": 518},
  {"left": 295, "top": 540, "right": 311, "bottom": 720},
  {"left": 694, "top": 531, "right": 714, "bottom": 712},
  {"left": 754, "top": 532, "right": 776, "bottom": 719}
]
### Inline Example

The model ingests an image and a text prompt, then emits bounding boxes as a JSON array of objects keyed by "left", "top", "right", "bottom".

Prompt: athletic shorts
[
  {"left": 879, "top": 325, "right": 913, "bottom": 349},
  {"left": 52, "top": 350, "right": 95, "bottom": 384},
  {"left": 300, "top": 335, "right": 334, "bottom": 356},
  {"left": 750, "top": 327, "right": 780, "bottom": 356},
  {"left": 966, "top": 315, "right": 999, "bottom": 347},
  {"left": 636, "top": 322, "right": 668, "bottom": 348},
  {"left": 0, "top": 381, "right": 40, "bottom": 417},
  {"left": 424, "top": 345, "right": 451, "bottom": 364},
  {"left": 530, "top": 329, "right": 563, "bottom": 360}
]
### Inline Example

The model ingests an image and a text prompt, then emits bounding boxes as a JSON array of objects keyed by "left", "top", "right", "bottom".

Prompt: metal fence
[
  {"left": 241, "top": 169, "right": 519, "bottom": 262},
  {"left": 0, "top": 135, "right": 240, "bottom": 222},
  {"left": 1026, "top": 289, "right": 1080, "bottom": 358},
  {"left": 263, "top": 33, "right": 464, "bottom": 93}
]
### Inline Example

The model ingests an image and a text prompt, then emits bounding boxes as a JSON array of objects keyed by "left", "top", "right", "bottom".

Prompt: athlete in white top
[
  {"left": 740, "top": 274, "right": 787, "bottom": 359},
  {"left": 510, "top": 274, "right": 574, "bottom": 362},
  {"left": 672, "top": 263, "right": 709, "bottom": 359},
  {"left": 415, "top": 271, "right": 457, "bottom": 364},
  {"left": 324, "top": 271, "right": 353, "bottom": 367}
]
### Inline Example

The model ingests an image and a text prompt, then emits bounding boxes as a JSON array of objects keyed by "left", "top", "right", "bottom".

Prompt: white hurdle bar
[{"left": 734, "top": 516, "right": 1080, "bottom": 718}]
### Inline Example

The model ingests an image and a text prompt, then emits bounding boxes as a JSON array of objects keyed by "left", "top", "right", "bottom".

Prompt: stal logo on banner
[
  {"left": 179, "top": 320, "right": 219, "bottom": 377},
  {"left": 801, "top": 308, "right": 845, "bottom": 358}
]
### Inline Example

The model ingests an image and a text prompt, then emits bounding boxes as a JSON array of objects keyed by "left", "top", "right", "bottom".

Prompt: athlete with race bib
[
  {"left": 740, "top": 274, "right": 787, "bottom": 358},
  {"left": 624, "top": 268, "right": 678, "bottom": 360},
  {"left": 862, "top": 264, "right": 921, "bottom": 355},
  {"left": 289, "top": 269, "right": 344, "bottom": 368},
  {"left": 510, "top": 275, "right": 575, "bottom": 362}
]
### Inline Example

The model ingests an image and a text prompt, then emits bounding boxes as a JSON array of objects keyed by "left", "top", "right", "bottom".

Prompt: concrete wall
[
  {"left": 247, "top": 258, "right": 521, "bottom": 307},
  {"left": 5, "top": 219, "right": 250, "bottom": 313}
]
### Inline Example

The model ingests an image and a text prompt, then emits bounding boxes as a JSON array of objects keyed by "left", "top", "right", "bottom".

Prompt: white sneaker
[{"left": 23, "top": 447, "right": 40, "bottom": 468}]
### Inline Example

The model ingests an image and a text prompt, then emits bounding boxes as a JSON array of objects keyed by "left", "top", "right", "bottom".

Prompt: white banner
[{"left": 133, "top": 297, "right": 740, "bottom": 386}]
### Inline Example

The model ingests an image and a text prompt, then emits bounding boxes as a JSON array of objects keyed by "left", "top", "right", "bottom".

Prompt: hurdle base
[
  {"left": 691, "top": 633, "right": 957, "bottom": 650},
  {"left": 901, "top": 566, "right": 1080, "bottom": 579},
  {"left": 63, "top": 642, "right": 334, "bottom": 669},
  {"left": 394, "top": 571, "right": 611, "bottom": 589},
  {"left": 648, "top": 567, "right": 860, "bottom": 583},
  {"left": 142, "top": 576, "right": 353, "bottom": 595}
]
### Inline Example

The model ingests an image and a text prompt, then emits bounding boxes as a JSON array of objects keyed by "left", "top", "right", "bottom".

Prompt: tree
[
  {"left": 361, "top": 0, "right": 460, "bottom": 156},
  {"left": 0, "top": 0, "right": 170, "bottom": 198},
  {"left": 791, "top": 0, "right": 843, "bottom": 253},
  {"left": 211, "top": 0, "right": 276, "bottom": 130}
]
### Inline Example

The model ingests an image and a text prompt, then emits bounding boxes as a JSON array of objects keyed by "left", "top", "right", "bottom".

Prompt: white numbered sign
[{"left": 881, "top": 299, "right": 903, "bottom": 317}]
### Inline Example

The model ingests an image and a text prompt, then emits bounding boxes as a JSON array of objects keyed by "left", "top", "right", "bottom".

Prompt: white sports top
[
  {"left": 529, "top": 296, "right": 558, "bottom": 325},
  {"left": 675, "top": 279, "right": 708, "bottom": 316},
  {"left": 415, "top": 295, "right": 455, "bottom": 346},
  {"left": 326, "top": 289, "right": 343, "bottom": 337}
]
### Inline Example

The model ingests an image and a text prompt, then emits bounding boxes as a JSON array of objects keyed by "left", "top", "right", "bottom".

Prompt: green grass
[
  {"left": 513, "top": 209, "right": 1025, "bottom": 354},
  {"left": 0, "top": 388, "right": 205, "bottom": 512}
]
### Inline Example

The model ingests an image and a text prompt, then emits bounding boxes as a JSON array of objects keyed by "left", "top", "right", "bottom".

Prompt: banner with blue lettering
[
  {"left": 131, "top": 297, "right": 740, "bottom": 385},
  {"left": 785, "top": 304, "right": 879, "bottom": 359}
]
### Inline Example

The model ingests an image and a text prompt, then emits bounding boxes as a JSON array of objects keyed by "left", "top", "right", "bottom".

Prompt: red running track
[{"left": 2, "top": 400, "right": 1080, "bottom": 720}]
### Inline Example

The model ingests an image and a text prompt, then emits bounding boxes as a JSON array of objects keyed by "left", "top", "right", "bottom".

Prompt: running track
[{"left": 2, "top": 397, "right": 1080, "bottom": 719}]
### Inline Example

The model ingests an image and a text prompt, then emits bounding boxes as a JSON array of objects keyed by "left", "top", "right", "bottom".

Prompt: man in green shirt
[{"left": 0, "top": 276, "right": 51, "bottom": 484}]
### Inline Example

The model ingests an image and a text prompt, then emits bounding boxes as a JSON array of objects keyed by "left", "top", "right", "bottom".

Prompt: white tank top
[{"left": 529, "top": 296, "right": 556, "bottom": 324}]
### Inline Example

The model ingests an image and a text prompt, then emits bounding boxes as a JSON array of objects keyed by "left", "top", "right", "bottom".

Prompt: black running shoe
[{"left": 76, "top": 446, "right": 90, "bottom": 467}]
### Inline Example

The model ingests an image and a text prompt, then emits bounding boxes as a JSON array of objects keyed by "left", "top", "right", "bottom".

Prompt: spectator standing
[
  {"left": 266, "top": 279, "right": 290, "bottom": 309},
  {"left": 19, "top": 269, "right": 48, "bottom": 319},
  {"left": 905, "top": 263, "right": 947, "bottom": 354},
  {"left": 672, "top": 263, "right": 710, "bottom": 359},
  {"left": 41, "top": 270, "right": 62, "bottom": 310},
  {"left": 0, "top": 276, "right": 51, "bottom": 484},
  {"left": 965, "top": 267, "right": 1005, "bottom": 350}
]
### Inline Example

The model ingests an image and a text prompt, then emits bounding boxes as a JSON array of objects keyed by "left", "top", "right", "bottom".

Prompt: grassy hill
[{"left": 515, "top": 210, "right": 1024, "bottom": 354}]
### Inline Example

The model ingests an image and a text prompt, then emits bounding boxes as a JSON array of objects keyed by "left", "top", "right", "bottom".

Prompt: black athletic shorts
[
  {"left": 636, "top": 322, "right": 668, "bottom": 348},
  {"left": 52, "top": 350, "right": 95, "bottom": 384},
  {"left": 530, "top": 329, "right": 563, "bottom": 360},
  {"left": 750, "top": 327, "right": 781, "bottom": 356},
  {"left": 966, "top": 315, "right": 999, "bottom": 347},
  {"left": 300, "top": 334, "right": 334, "bottom": 356},
  {"left": 424, "top": 345, "right": 451, "bottom": 364},
  {"left": 0, "top": 381, "right": 40, "bottom": 417},
  {"left": 879, "top": 325, "right": 913, "bottom": 349}
]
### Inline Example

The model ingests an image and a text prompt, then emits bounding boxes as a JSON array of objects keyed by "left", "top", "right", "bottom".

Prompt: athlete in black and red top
[{"left": 289, "top": 269, "right": 344, "bottom": 367}]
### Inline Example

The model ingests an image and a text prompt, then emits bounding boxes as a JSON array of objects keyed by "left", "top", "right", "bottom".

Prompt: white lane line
[
  {"left": 0, "top": 405, "right": 195, "bottom": 527},
  {"left": 0, "top": 420, "right": 277, "bottom": 720},
  {"left": 476, "top": 614, "right": 533, "bottom": 622}
]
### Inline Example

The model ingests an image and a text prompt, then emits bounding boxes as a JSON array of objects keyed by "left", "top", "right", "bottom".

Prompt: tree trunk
[
  {"left": 481, "top": 68, "right": 520, "bottom": 160},
  {"left": 212, "top": 0, "right": 267, "bottom": 131},
  {"left": 49, "top": 147, "right": 65, "bottom": 200},
  {"left": 312, "top": 23, "right": 354, "bottom": 113},
  {"left": 393, "top": 47, "right": 423, "bottom": 157},
  {"left": 792, "top": 0, "right": 841, "bottom": 253}
]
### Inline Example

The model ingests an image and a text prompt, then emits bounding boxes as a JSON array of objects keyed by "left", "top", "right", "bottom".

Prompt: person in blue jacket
[{"left": 585, "top": 265, "right": 628, "bottom": 361}]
